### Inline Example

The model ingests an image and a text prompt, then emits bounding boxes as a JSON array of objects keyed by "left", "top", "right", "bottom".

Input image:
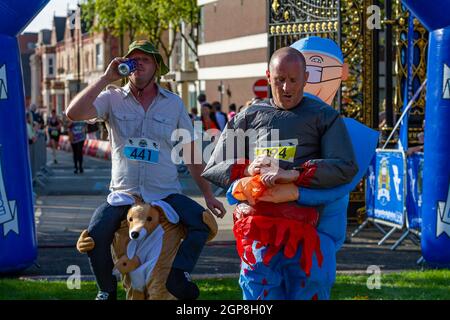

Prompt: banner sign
[
  {"left": 372, "top": 149, "right": 406, "bottom": 227},
  {"left": 406, "top": 152, "right": 423, "bottom": 232}
]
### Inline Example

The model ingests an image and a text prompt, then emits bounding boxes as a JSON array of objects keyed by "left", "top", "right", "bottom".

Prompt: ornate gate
[
  {"left": 267, "top": 0, "right": 427, "bottom": 212},
  {"left": 268, "top": 0, "right": 379, "bottom": 207},
  {"left": 268, "top": 0, "right": 378, "bottom": 129}
]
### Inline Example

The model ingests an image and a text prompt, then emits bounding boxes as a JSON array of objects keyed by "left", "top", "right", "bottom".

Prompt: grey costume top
[{"left": 201, "top": 97, "right": 358, "bottom": 189}]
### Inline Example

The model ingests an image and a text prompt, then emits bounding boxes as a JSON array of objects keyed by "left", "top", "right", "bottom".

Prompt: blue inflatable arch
[
  {"left": 0, "top": 0, "right": 50, "bottom": 273},
  {"left": 402, "top": 0, "right": 450, "bottom": 267}
]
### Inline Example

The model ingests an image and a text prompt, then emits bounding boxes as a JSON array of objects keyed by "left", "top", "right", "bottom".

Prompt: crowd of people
[
  {"left": 26, "top": 90, "right": 262, "bottom": 178},
  {"left": 189, "top": 93, "right": 264, "bottom": 132},
  {"left": 25, "top": 104, "right": 92, "bottom": 174}
]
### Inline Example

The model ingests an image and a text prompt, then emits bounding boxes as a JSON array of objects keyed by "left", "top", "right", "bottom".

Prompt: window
[
  {"left": 48, "top": 57, "right": 54, "bottom": 76},
  {"left": 96, "top": 43, "right": 103, "bottom": 69}
]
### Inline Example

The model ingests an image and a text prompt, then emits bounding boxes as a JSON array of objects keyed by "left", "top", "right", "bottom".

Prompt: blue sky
[{"left": 23, "top": 0, "right": 80, "bottom": 33}]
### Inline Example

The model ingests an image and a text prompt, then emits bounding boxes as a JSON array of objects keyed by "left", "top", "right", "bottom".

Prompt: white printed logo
[
  {"left": 443, "top": 64, "right": 450, "bottom": 99},
  {"left": 0, "top": 64, "right": 8, "bottom": 100},
  {"left": 66, "top": 265, "right": 81, "bottom": 290},
  {"left": 366, "top": 265, "right": 381, "bottom": 290},
  {"left": 392, "top": 165, "right": 402, "bottom": 201},
  {"left": 366, "top": 5, "right": 381, "bottom": 30},
  {"left": 0, "top": 155, "right": 18, "bottom": 236},
  {"left": 436, "top": 184, "right": 450, "bottom": 237}
]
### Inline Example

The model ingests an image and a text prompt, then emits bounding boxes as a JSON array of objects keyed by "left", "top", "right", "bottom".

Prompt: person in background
[
  {"left": 201, "top": 103, "right": 219, "bottom": 131},
  {"left": 47, "top": 109, "right": 62, "bottom": 164},
  {"left": 30, "top": 104, "right": 45, "bottom": 130},
  {"left": 67, "top": 118, "right": 87, "bottom": 174},
  {"left": 26, "top": 111, "right": 38, "bottom": 145},
  {"left": 189, "top": 107, "right": 201, "bottom": 123},
  {"left": 197, "top": 93, "right": 208, "bottom": 108},
  {"left": 212, "top": 101, "right": 227, "bottom": 131},
  {"left": 228, "top": 103, "right": 237, "bottom": 121}
]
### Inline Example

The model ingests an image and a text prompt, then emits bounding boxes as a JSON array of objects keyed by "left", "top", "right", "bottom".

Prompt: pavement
[{"left": 15, "top": 147, "right": 424, "bottom": 281}]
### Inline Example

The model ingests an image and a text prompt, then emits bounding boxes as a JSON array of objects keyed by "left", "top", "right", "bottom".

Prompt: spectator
[
  {"left": 29, "top": 104, "right": 45, "bottom": 130},
  {"left": 201, "top": 103, "right": 220, "bottom": 138},
  {"left": 189, "top": 107, "right": 201, "bottom": 123},
  {"left": 26, "top": 111, "right": 37, "bottom": 145},
  {"left": 197, "top": 93, "right": 207, "bottom": 108},
  {"left": 228, "top": 103, "right": 237, "bottom": 121},
  {"left": 211, "top": 101, "right": 227, "bottom": 131}
]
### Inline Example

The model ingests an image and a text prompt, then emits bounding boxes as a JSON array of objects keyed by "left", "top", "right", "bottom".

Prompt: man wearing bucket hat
[{"left": 67, "top": 40, "right": 226, "bottom": 300}]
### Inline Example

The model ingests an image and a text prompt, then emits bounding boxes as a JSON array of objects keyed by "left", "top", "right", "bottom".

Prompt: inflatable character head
[{"left": 290, "top": 36, "right": 348, "bottom": 104}]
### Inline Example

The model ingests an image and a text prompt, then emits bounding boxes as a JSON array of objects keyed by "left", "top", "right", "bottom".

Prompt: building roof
[
  {"left": 38, "top": 29, "right": 52, "bottom": 45},
  {"left": 53, "top": 16, "right": 66, "bottom": 42}
]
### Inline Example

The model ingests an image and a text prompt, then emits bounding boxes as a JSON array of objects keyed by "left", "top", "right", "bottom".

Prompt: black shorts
[{"left": 49, "top": 132, "right": 60, "bottom": 142}]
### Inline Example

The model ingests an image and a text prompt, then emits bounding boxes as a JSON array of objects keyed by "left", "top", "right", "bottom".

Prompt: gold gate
[{"left": 268, "top": 0, "right": 378, "bottom": 207}]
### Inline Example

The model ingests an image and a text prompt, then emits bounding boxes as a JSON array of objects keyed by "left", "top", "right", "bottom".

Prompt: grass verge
[{"left": 0, "top": 270, "right": 449, "bottom": 300}]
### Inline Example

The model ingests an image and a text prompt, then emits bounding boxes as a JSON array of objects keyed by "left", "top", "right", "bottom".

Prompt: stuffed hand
[
  {"left": 114, "top": 255, "right": 141, "bottom": 274},
  {"left": 232, "top": 175, "right": 299, "bottom": 205},
  {"left": 232, "top": 176, "right": 265, "bottom": 205},
  {"left": 76, "top": 230, "right": 95, "bottom": 253},
  {"left": 258, "top": 183, "right": 299, "bottom": 203}
]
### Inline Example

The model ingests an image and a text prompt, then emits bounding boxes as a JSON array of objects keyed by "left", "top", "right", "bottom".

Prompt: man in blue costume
[{"left": 202, "top": 37, "right": 378, "bottom": 300}]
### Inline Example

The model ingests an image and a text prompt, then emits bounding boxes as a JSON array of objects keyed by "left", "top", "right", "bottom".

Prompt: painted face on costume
[
  {"left": 303, "top": 52, "right": 345, "bottom": 105},
  {"left": 127, "top": 50, "right": 158, "bottom": 86},
  {"left": 268, "top": 57, "right": 308, "bottom": 110}
]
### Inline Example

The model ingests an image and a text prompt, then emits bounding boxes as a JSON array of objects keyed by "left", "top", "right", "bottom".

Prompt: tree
[{"left": 80, "top": 0, "right": 200, "bottom": 66}]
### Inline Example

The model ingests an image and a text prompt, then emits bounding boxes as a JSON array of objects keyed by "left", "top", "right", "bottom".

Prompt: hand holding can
[
  {"left": 102, "top": 57, "right": 128, "bottom": 83},
  {"left": 118, "top": 59, "right": 137, "bottom": 77}
]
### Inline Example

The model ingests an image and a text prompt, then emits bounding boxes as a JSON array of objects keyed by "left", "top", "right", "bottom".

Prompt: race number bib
[
  {"left": 254, "top": 139, "right": 298, "bottom": 162},
  {"left": 124, "top": 138, "right": 160, "bottom": 164}
]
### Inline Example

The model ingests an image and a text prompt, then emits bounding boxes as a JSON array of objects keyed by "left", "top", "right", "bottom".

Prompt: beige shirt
[{"left": 94, "top": 83, "right": 195, "bottom": 202}]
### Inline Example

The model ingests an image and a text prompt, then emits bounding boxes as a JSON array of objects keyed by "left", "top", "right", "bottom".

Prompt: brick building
[
  {"left": 18, "top": 32, "right": 38, "bottom": 107},
  {"left": 197, "top": 0, "right": 268, "bottom": 110},
  {"left": 30, "top": 9, "right": 119, "bottom": 118}
]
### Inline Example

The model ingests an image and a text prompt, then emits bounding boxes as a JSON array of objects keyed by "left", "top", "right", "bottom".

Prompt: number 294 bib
[{"left": 254, "top": 139, "right": 298, "bottom": 162}]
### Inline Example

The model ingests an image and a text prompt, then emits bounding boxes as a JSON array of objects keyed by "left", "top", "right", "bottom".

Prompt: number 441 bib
[{"left": 124, "top": 138, "right": 160, "bottom": 164}]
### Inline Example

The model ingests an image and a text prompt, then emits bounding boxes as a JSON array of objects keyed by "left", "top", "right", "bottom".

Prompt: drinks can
[{"left": 118, "top": 59, "right": 137, "bottom": 77}]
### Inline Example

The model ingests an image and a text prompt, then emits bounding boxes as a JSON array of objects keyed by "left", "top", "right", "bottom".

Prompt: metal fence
[{"left": 29, "top": 131, "right": 52, "bottom": 188}]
